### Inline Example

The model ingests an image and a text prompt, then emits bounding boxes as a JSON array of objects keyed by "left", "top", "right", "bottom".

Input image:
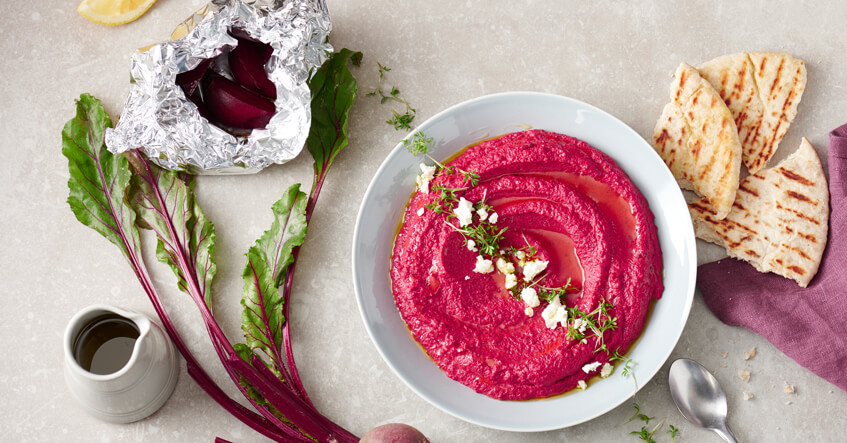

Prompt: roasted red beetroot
[
  {"left": 176, "top": 58, "right": 213, "bottom": 97},
  {"left": 229, "top": 38, "right": 276, "bottom": 99},
  {"left": 203, "top": 73, "right": 275, "bottom": 130}
]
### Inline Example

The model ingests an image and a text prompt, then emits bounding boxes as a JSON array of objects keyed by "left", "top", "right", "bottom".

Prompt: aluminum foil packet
[{"left": 105, "top": 0, "right": 332, "bottom": 174}]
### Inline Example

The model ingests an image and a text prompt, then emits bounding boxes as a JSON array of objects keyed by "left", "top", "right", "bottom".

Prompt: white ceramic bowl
[{"left": 352, "top": 92, "right": 696, "bottom": 431}]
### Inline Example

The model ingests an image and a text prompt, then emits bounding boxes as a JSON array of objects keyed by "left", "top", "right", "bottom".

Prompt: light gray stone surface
[{"left": 1, "top": 0, "right": 845, "bottom": 441}]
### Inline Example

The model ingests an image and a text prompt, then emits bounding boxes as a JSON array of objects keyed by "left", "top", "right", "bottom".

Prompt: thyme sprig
[
  {"left": 630, "top": 419, "right": 665, "bottom": 443},
  {"left": 625, "top": 403, "right": 655, "bottom": 425},
  {"left": 565, "top": 300, "right": 617, "bottom": 351},
  {"left": 453, "top": 220, "right": 508, "bottom": 256},
  {"left": 404, "top": 132, "right": 432, "bottom": 156},
  {"left": 426, "top": 184, "right": 466, "bottom": 214},
  {"left": 536, "top": 278, "right": 575, "bottom": 303},
  {"left": 367, "top": 62, "right": 416, "bottom": 131},
  {"left": 667, "top": 425, "right": 680, "bottom": 442}
]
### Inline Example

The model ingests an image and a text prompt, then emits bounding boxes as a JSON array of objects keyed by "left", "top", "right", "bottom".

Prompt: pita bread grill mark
[
  {"left": 787, "top": 265, "right": 806, "bottom": 276},
  {"left": 689, "top": 201, "right": 759, "bottom": 238},
  {"left": 757, "top": 54, "right": 769, "bottom": 73},
  {"left": 768, "top": 57, "right": 786, "bottom": 99},
  {"left": 778, "top": 167, "right": 814, "bottom": 186},
  {"left": 786, "top": 190, "right": 816, "bottom": 205},
  {"left": 737, "top": 183, "right": 759, "bottom": 197},
  {"left": 775, "top": 201, "right": 821, "bottom": 226},
  {"left": 751, "top": 55, "right": 805, "bottom": 173},
  {"left": 781, "top": 243, "right": 811, "bottom": 261}
]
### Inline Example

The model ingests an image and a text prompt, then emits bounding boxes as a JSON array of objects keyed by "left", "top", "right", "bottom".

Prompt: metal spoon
[{"left": 668, "top": 358, "right": 738, "bottom": 443}]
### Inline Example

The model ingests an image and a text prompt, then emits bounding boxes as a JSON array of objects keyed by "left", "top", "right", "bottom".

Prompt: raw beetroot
[{"left": 203, "top": 73, "right": 275, "bottom": 130}]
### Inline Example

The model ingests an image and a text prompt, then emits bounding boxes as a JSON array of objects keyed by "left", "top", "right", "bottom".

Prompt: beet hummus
[{"left": 390, "top": 129, "right": 663, "bottom": 400}]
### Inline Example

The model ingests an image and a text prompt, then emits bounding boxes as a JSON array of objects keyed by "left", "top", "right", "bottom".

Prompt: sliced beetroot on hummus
[
  {"left": 203, "top": 73, "right": 275, "bottom": 130},
  {"left": 229, "top": 37, "right": 276, "bottom": 99},
  {"left": 176, "top": 58, "right": 213, "bottom": 97}
]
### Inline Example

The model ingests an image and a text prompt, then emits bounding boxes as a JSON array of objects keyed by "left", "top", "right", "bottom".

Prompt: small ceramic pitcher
[{"left": 63, "top": 304, "right": 179, "bottom": 423}]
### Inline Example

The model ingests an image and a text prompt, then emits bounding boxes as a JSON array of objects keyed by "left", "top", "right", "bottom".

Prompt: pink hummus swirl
[{"left": 390, "top": 129, "right": 663, "bottom": 400}]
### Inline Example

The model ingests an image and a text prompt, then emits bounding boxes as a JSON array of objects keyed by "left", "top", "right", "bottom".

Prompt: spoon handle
[{"left": 713, "top": 423, "right": 738, "bottom": 443}]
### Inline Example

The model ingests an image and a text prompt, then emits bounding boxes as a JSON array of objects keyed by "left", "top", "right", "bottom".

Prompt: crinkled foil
[{"left": 105, "top": 0, "right": 332, "bottom": 174}]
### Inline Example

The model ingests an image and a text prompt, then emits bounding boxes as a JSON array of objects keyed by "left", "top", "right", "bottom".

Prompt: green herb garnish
[
  {"left": 626, "top": 403, "right": 655, "bottom": 425},
  {"left": 404, "top": 131, "right": 433, "bottom": 156},
  {"left": 453, "top": 220, "right": 508, "bottom": 256},
  {"left": 368, "top": 62, "right": 416, "bottom": 131},
  {"left": 536, "top": 278, "right": 575, "bottom": 303},
  {"left": 667, "top": 424, "right": 680, "bottom": 442}
]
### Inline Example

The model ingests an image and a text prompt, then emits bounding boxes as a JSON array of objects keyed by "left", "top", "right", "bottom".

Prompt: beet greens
[{"left": 63, "top": 49, "right": 362, "bottom": 442}]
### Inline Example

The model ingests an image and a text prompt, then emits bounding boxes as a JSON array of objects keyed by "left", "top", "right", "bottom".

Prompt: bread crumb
[
  {"left": 785, "top": 400, "right": 792, "bottom": 405},
  {"left": 744, "top": 347, "right": 757, "bottom": 360},
  {"left": 784, "top": 383, "right": 795, "bottom": 394},
  {"left": 721, "top": 352, "right": 728, "bottom": 358},
  {"left": 719, "top": 362, "right": 728, "bottom": 368},
  {"left": 743, "top": 391, "right": 754, "bottom": 401},
  {"left": 737, "top": 369, "right": 751, "bottom": 382}
]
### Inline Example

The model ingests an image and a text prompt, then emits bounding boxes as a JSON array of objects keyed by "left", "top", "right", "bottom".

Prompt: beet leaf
[
  {"left": 306, "top": 48, "right": 363, "bottom": 205},
  {"left": 64, "top": 94, "right": 141, "bottom": 264},
  {"left": 126, "top": 153, "right": 217, "bottom": 305},
  {"left": 240, "top": 184, "right": 308, "bottom": 380}
]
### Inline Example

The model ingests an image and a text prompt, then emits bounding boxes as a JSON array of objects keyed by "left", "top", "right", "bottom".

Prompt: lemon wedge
[{"left": 78, "top": 0, "right": 156, "bottom": 26}]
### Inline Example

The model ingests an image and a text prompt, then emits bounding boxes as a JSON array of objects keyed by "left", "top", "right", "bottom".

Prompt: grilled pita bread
[
  {"left": 689, "top": 138, "right": 829, "bottom": 287},
  {"left": 698, "top": 52, "right": 806, "bottom": 174},
  {"left": 653, "top": 62, "right": 742, "bottom": 219}
]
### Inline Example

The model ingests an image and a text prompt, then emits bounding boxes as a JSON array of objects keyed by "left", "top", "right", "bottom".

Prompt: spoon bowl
[{"left": 668, "top": 358, "right": 737, "bottom": 443}]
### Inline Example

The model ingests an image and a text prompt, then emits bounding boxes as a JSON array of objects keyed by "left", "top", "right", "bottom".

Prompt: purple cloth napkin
[{"left": 698, "top": 124, "right": 847, "bottom": 392}]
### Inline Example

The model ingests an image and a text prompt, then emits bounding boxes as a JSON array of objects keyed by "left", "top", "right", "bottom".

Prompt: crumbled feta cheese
[
  {"left": 581, "top": 338, "right": 587, "bottom": 344},
  {"left": 429, "top": 259, "right": 438, "bottom": 273},
  {"left": 600, "top": 363, "right": 612, "bottom": 378},
  {"left": 572, "top": 317, "right": 588, "bottom": 334},
  {"left": 476, "top": 206, "right": 488, "bottom": 221},
  {"left": 464, "top": 275, "right": 470, "bottom": 281},
  {"left": 453, "top": 197, "right": 474, "bottom": 227},
  {"left": 466, "top": 239, "right": 478, "bottom": 252},
  {"left": 577, "top": 380, "right": 587, "bottom": 390},
  {"left": 496, "top": 257, "right": 515, "bottom": 274},
  {"left": 522, "top": 260, "right": 549, "bottom": 282},
  {"left": 416, "top": 207, "right": 425, "bottom": 216},
  {"left": 582, "top": 361, "right": 602, "bottom": 374},
  {"left": 524, "top": 306, "right": 534, "bottom": 317},
  {"left": 473, "top": 255, "right": 494, "bottom": 274},
  {"left": 515, "top": 250, "right": 526, "bottom": 260},
  {"left": 520, "top": 287, "right": 540, "bottom": 308},
  {"left": 415, "top": 163, "right": 437, "bottom": 194},
  {"left": 488, "top": 212, "right": 499, "bottom": 224},
  {"left": 504, "top": 273, "right": 518, "bottom": 289},
  {"left": 541, "top": 296, "right": 568, "bottom": 329}
]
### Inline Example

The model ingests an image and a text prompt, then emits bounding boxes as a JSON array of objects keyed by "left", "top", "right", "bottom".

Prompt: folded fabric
[{"left": 697, "top": 124, "right": 847, "bottom": 392}]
